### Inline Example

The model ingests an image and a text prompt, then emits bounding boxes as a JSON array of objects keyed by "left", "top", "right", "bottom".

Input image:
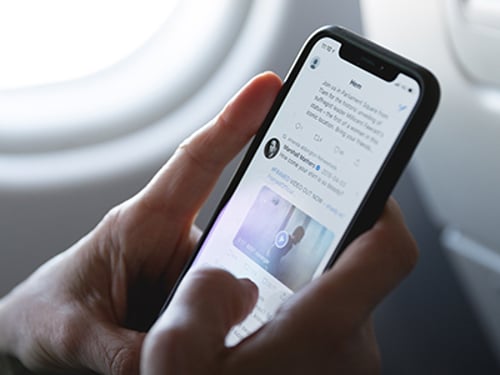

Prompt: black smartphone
[{"left": 161, "top": 26, "right": 440, "bottom": 345}]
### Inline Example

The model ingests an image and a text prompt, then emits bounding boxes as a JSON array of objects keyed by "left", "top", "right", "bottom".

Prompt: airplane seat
[{"left": 361, "top": 0, "right": 500, "bottom": 364}]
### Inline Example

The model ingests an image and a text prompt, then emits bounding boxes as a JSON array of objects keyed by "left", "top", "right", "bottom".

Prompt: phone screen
[{"left": 186, "top": 36, "right": 420, "bottom": 345}]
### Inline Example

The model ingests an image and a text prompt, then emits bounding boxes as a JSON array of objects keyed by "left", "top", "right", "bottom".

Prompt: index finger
[{"left": 142, "top": 72, "right": 282, "bottom": 219}]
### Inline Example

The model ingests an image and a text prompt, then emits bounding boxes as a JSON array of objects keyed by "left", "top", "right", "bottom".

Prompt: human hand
[
  {"left": 0, "top": 72, "right": 282, "bottom": 374},
  {"left": 142, "top": 198, "right": 418, "bottom": 375}
]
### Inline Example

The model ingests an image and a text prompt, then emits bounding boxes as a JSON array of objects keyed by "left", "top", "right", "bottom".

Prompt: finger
[
  {"left": 39, "top": 311, "right": 146, "bottom": 375},
  {"left": 141, "top": 268, "right": 258, "bottom": 375},
  {"left": 325, "top": 197, "right": 418, "bottom": 315},
  {"left": 284, "top": 197, "right": 418, "bottom": 332},
  {"left": 142, "top": 72, "right": 282, "bottom": 219},
  {"left": 221, "top": 199, "right": 415, "bottom": 374}
]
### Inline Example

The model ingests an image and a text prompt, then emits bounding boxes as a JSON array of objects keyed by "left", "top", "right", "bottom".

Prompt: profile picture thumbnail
[
  {"left": 264, "top": 138, "right": 280, "bottom": 159},
  {"left": 233, "top": 186, "right": 334, "bottom": 291}
]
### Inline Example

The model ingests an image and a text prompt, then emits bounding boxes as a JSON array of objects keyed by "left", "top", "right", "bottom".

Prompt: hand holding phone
[
  {"left": 160, "top": 26, "right": 440, "bottom": 345},
  {"left": 144, "top": 198, "right": 419, "bottom": 374}
]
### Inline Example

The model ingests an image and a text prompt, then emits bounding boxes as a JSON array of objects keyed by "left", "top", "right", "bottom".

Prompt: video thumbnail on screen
[{"left": 233, "top": 186, "right": 334, "bottom": 291}]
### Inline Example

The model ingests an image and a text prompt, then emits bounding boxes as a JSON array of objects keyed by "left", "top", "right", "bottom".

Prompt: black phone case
[{"left": 160, "top": 25, "right": 440, "bottom": 315}]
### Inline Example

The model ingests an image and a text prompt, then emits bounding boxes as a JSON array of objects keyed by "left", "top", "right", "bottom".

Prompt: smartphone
[{"left": 161, "top": 26, "right": 440, "bottom": 345}]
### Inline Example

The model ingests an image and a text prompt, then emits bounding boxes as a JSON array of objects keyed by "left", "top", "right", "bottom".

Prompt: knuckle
[{"left": 176, "top": 132, "right": 220, "bottom": 175}]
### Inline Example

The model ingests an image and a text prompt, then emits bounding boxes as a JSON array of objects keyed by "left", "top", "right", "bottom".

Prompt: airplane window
[
  {"left": 0, "top": 0, "right": 251, "bottom": 152},
  {"left": 0, "top": 0, "right": 179, "bottom": 90},
  {"left": 0, "top": 0, "right": 292, "bottom": 187}
]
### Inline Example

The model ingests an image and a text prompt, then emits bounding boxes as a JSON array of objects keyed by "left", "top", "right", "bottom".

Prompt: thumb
[
  {"left": 282, "top": 198, "right": 419, "bottom": 334},
  {"left": 141, "top": 268, "right": 258, "bottom": 375}
]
